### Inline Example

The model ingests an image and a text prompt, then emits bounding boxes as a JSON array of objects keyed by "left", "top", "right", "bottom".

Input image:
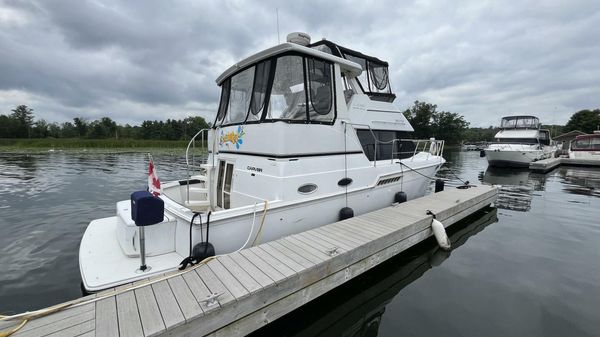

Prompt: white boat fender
[{"left": 427, "top": 210, "right": 451, "bottom": 251}]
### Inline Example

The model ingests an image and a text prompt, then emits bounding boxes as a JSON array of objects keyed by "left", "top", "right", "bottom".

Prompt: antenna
[{"left": 276, "top": 8, "right": 280, "bottom": 44}]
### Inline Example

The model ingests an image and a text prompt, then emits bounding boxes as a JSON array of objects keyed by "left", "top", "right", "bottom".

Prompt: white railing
[
  {"left": 342, "top": 122, "right": 444, "bottom": 165},
  {"left": 185, "top": 128, "right": 210, "bottom": 204}
]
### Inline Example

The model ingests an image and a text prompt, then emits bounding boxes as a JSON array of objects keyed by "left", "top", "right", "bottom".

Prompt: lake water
[{"left": 1, "top": 150, "right": 599, "bottom": 337}]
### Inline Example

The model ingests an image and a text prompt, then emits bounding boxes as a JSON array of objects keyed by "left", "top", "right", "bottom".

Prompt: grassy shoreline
[{"left": 0, "top": 138, "right": 200, "bottom": 153}]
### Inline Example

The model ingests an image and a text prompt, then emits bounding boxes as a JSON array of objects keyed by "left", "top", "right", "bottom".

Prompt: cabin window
[
  {"left": 494, "top": 138, "right": 538, "bottom": 144},
  {"left": 357, "top": 130, "right": 416, "bottom": 161},
  {"left": 224, "top": 66, "right": 255, "bottom": 125},
  {"left": 216, "top": 161, "right": 225, "bottom": 207},
  {"left": 223, "top": 163, "right": 233, "bottom": 209},
  {"left": 307, "top": 58, "right": 333, "bottom": 121},
  {"left": 246, "top": 60, "right": 271, "bottom": 122},
  {"left": 216, "top": 80, "right": 231, "bottom": 124},
  {"left": 266, "top": 55, "right": 307, "bottom": 121}
]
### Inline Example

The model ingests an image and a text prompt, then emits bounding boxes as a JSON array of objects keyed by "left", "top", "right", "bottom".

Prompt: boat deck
[
  {"left": 529, "top": 157, "right": 600, "bottom": 173},
  {"left": 4, "top": 185, "right": 498, "bottom": 337}
]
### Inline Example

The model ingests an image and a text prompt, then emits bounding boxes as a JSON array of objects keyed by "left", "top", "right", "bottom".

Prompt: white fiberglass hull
[
  {"left": 79, "top": 159, "right": 442, "bottom": 291},
  {"left": 568, "top": 150, "right": 600, "bottom": 161},
  {"left": 486, "top": 144, "right": 555, "bottom": 168}
]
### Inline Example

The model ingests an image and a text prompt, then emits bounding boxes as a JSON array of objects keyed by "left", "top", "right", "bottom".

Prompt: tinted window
[
  {"left": 307, "top": 58, "right": 333, "bottom": 121},
  {"left": 216, "top": 80, "right": 230, "bottom": 124},
  {"left": 357, "top": 130, "right": 416, "bottom": 161},
  {"left": 266, "top": 55, "right": 307, "bottom": 121}
]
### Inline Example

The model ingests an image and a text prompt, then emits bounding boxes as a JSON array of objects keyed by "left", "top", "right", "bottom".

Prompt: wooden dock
[
  {"left": 3, "top": 185, "right": 498, "bottom": 337},
  {"left": 529, "top": 157, "right": 600, "bottom": 172}
]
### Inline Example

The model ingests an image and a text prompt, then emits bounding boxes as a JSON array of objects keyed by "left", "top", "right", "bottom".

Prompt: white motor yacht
[
  {"left": 79, "top": 33, "right": 446, "bottom": 292},
  {"left": 486, "top": 116, "right": 556, "bottom": 167}
]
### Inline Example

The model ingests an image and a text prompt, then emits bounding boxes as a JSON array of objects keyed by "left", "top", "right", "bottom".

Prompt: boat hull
[{"left": 79, "top": 161, "right": 442, "bottom": 291}]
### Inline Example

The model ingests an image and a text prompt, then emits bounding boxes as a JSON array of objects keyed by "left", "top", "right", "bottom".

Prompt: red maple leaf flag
[{"left": 148, "top": 154, "right": 161, "bottom": 196}]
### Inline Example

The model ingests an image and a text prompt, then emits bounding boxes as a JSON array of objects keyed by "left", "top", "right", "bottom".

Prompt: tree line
[{"left": 0, "top": 105, "right": 210, "bottom": 140}]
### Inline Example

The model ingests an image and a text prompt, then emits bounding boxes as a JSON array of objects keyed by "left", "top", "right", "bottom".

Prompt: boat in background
[
  {"left": 568, "top": 131, "right": 600, "bottom": 161},
  {"left": 485, "top": 115, "right": 556, "bottom": 167},
  {"left": 79, "top": 32, "right": 446, "bottom": 292}
]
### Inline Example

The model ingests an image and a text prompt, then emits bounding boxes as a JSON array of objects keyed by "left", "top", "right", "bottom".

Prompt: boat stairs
[{"left": 1, "top": 185, "right": 498, "bottom": 337}]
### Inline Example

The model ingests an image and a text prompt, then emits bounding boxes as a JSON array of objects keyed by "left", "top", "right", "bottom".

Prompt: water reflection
[
  {"left": 251, "top": 208, "right": 498, "bottom": 337},
  {"left": 479, "top": 167, "right": 546, "bottom": 212},
  {"left": 558, "top": 167, "right": 600, "bottom": 198}
]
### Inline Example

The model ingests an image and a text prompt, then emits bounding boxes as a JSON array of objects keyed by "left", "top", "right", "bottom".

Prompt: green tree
[
  {"left": 563, "top": 109, "right": 600, "bottom": 134},
  {"left": 431, "top": 111, "right": 470, "bottom": 144},
  {"left": 402, "top": 101, "right": 469, "bottom": 144},
  {"left": 10, "top": 105, "right": 34, "bottom": 138},
  {"left": 73, "top": 117, "right": 88, "bottom": 137},
  {"left": 31, "top": 119, "right": 49, "bottom": 138},
  {"left": 0, "top": 115, "right": 20, "bottom": 138},
  {"left": 403, "top": 101, "right": 435, "bottom": 139}
]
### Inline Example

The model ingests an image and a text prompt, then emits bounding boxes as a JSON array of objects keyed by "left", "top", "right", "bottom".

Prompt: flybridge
[
  {"left": 500, "top": 115, "right": 540, "bottom": 129},
  {"left": 309, "top": 39, "right": 395, "bottom": 102}
]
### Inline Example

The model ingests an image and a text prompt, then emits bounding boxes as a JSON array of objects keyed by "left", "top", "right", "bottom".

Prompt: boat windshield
[
  {"left": 214, "top": 54, "right": 335, "bottom": 127},
  {"left": 500, "top": 116, "right": 540, "bottom": 129}
]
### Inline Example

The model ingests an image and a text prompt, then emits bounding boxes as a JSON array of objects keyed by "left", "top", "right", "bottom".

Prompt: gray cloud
[{"left": 0, "top": 0, "right": 599, "bottom": 127}]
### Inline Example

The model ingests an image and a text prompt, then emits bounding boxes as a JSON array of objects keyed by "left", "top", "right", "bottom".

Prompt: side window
[
  {"left": 215, "top": 79, "right": 230, "bottom": 126},
  {"left": 247, "top": 60, "right": 271, "bottom": 122},
  {"left": 224, "top": 66, "right": 255, "bottom": 125},
  {"left": 266, "top": 55, "right": 307, "bottom": 121},
  {"left": 307, "top": 58, "right": 333, "bottom": 122}
]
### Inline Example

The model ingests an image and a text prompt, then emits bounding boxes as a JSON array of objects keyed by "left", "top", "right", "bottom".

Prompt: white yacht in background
[
  {"left": 568, "top": 131, "right": 600, "bottom": 161},
  {"left": 486, "top": 116, "right": 556, "bottom": 167},
  {"left": 79, "top": 33, "right": 446, "bottom": 292}
]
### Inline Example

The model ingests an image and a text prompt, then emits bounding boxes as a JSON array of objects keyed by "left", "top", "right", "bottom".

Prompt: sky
[{"left": 0, "top": 0, "right": 599, "bottom": 127}]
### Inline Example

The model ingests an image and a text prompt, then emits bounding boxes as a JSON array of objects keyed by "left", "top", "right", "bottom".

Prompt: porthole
[{"left": 298, "top": 183, "right": 318, "bottom": 194}]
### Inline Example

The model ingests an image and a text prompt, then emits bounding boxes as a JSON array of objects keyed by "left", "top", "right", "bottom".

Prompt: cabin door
[{"left": 216, "top": 160, "right": 234, "bottom": 209}]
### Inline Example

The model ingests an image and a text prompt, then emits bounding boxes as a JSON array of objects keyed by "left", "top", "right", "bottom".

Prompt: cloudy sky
[{"left": 0, "top": 0, "right": 598, "bottom": 127}]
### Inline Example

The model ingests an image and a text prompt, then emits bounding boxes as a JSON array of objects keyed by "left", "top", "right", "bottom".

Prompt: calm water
[{"left": 1, "top": 150, "right": 600, "bottom": 337}]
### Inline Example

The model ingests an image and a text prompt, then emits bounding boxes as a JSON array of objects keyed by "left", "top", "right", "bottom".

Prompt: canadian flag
[{"left": 148, "top": 155, "right": 161, "bottom": 196}]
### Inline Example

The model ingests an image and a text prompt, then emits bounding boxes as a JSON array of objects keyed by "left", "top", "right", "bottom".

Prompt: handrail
[
  {"left": 342, "top": 121, "right": 444, "bottom": 164},
  {"left": 185, "top": 128, "right": 210, "bottom": 205}
]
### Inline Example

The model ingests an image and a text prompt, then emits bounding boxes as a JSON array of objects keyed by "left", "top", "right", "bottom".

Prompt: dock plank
[
  {"left": 134, "top": 285, "right": 165, "bottom": 337},
  {"left": 184, "top": 267, "right": 228, "bottom": 312},
  {"left": 217, "top": 255, "right": 262, "bottom": 293},
  {"left": 302, "top": 229, "right": 355, "bottom": 251},
  {"left": 294, "top": 231, "right": 346, "bottom": 254},
  {"left": 284, "top": 236, "right": 329, "bottom": 263},
  {"left": 16, "top": 303, "right": 94, "bottom": 333},
  {"left": 116, "top": 290, "right": 144, "bottom": 337},
  {"left": 167, "top": 275, "right": 204, "bottom": 320},
  {"left": 228, "top": 251, "right": 275, "bottom": 287},
  {"left": 45, "top": 318, "right": 94, "bottom": 337},
  {"left": 13, "top": 310, "right": 94, "bottom": 337},
  {"left": 152, "top": 280, "right": 185, "bottom": 330},
  {"left": 207, "top": 259, "right": 250, "bottom": 299},
  {"left": 269, "top": 240, "right": 315, "bottom": 269},
  {"left": 95, "top": 297, "right": 118, "bottom": 337},
  {"left": 239, "top": 249, "right": 287, "bottom": 282},
  {"left": 195, "top": 264, "right": 235, "bottom": 307},
  {"left": 256, "top": 245, "right": 304, "bottom": 273}
]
